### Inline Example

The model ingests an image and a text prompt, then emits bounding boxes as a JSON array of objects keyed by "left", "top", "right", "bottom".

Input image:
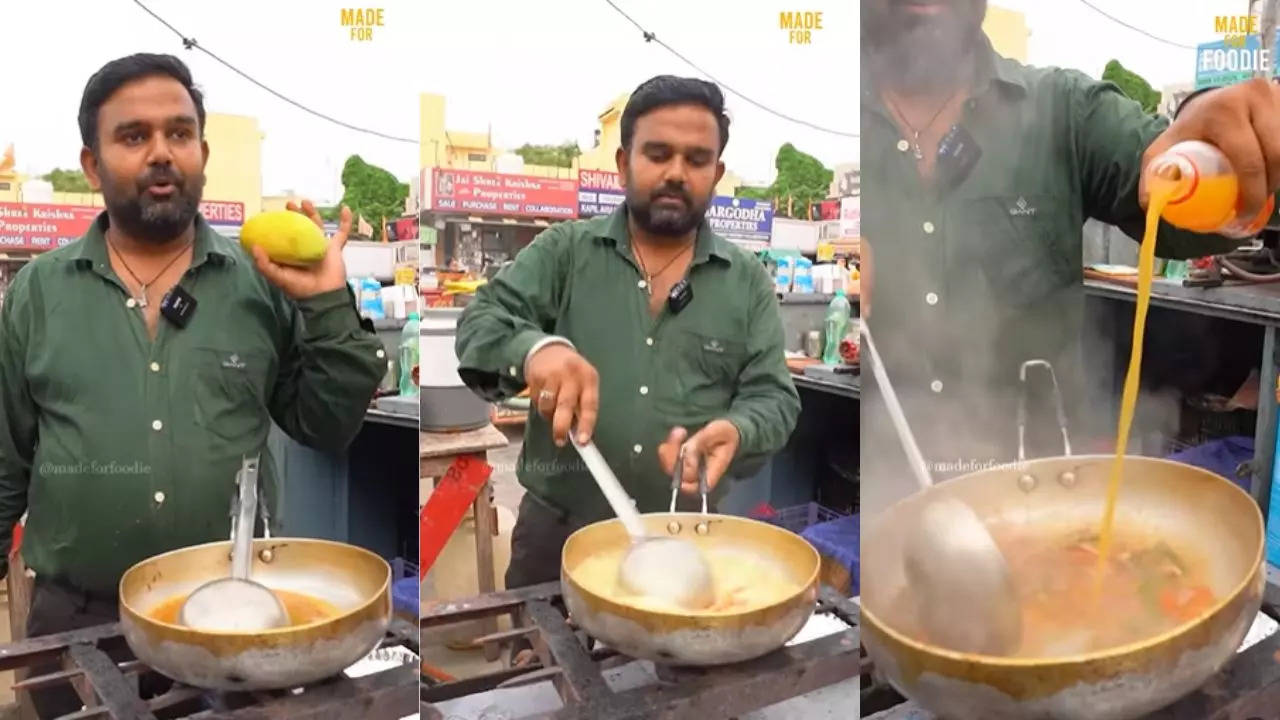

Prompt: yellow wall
[
  {"left": 420, "top": 92, "right": 742, "bottom": 197},
  {"left": 983, "top": 5, "right": 1029, "bottom": 62},
  {"left": 0, "top": 113, "right": 263, "bottom": 215}
]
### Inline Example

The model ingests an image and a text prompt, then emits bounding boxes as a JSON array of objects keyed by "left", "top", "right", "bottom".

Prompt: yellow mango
[{"left": 240, "top": 211, "right": 328, "bottom": 266}]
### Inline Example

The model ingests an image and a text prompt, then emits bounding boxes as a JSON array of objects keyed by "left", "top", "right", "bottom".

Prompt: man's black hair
[
  {"left": 620, "top": 75, "right": 730, "bottom": 154},
  {"left": 78, "top": 53, "right": 206, "bottom": 151}
]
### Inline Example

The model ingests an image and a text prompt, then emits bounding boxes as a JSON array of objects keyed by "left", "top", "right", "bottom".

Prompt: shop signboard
[
  {"left": 199, "top": 201, "right": 244, "bottom": 227},
  {"left": 706, "top": 196, "right": 772, "bottom": 244},
  {"left": 577, "top": 169, "right": 625, "bottom": 218},
  {"left": 429, "top": 168, "right": 577, "bottom": 219},
  {"left": 1195, "top": 31, "right": 1280, "bottom": 90},
  {"left": 0, "top": 201, "right": 246, "bottom": 251},
  {"left": 0, "top": 202, "right": 98, "bottom": 251},
  {"left": 840, "top": 196, "right": 860, "bottom": 238}
]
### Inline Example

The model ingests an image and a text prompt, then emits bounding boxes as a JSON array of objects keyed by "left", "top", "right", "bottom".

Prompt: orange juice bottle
[{"left": 1144, "top": 140, "right": 1274, "bottom": 238}]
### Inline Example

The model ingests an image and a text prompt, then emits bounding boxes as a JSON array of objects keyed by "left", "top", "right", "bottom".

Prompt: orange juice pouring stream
[{"left": 1096, "top": 140, "right": 1273, "bottom": 588}]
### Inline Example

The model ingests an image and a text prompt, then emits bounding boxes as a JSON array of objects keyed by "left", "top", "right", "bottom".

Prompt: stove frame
[
  {"left": 420, "top": 581, "right": 862, "bottom": 720},
  {"left": 0, "top": 617, "right": 420, "bottom": 720},
  {"left": 862, "top": 578, "right": 1280, "bottom": 719}
]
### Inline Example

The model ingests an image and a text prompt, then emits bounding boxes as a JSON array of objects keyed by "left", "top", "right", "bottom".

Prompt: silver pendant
[
  {"left": 135, "top": 285, "right": 148, "bottom": 309},
  {"left": 913, "top": 143, "right": 924, "bottom": 161}
]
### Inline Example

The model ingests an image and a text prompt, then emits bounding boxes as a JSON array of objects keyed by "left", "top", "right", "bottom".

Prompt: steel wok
[
  {"left": 119, "top": 537, "right": 392, "bottom": 690},
  {"left": 861, "top": 453, "right": 1265, "bottom": 720}
]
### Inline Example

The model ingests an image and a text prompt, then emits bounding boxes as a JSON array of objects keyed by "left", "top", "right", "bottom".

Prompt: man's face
[
  {"left": 81, "top": 74, "right": 208, "bottom": 245},
  {"left": 864, "top": 0, "right": 988, "bottom": 92},
  {"left": 617, "top": 103, "right": 725, "bottom": 240}
]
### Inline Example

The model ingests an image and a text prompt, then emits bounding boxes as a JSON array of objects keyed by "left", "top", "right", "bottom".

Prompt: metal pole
[{"left": 1257, "top": 0, "right": 1278, "bottom": 80}]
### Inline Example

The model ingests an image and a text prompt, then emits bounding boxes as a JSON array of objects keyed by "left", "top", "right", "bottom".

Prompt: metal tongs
[{"left": 178, "top": 456, "right": 288, "bottom": 631}]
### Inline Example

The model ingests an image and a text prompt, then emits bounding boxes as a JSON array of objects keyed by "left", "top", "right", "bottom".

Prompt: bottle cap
[{"left": 408, "top": 312, "right": 420, "bottom": 321}]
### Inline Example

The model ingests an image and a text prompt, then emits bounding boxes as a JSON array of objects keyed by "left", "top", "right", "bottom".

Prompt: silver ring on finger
[{"left": 538, "top": 389, "right": 556, "bottom": 405}]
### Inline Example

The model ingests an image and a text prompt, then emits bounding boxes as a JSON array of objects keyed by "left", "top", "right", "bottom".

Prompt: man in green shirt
[
  {"left": 0, "top": 54, "right": 386, "bottom": 715},
  {"left": 456, "top": 76, "right": 800, "bottom": 664},
  {"left": 860, "top": 0, "right": 1280, "bottom": 518}
]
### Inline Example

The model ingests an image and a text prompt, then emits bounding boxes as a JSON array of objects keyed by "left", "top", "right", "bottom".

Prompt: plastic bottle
[
  {"left": 399, "top": 312, "right": 420, "bottom": 397},
  {"left": 822, "top": 289, "right": 851, "bottom": 365},
  {"left": 1144, "top": 140, "right": 1275, "bottom": 239}
]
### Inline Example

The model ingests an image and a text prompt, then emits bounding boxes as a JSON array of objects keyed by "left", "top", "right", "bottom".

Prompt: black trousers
[{"left": 25, "top": 579, "right": 173, "bottom": 719}]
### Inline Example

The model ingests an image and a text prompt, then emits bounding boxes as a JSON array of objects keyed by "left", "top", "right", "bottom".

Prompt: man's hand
[
  {"left": 251, "top": 200, "right": 352, "bottom": 300},
  {"left": 1142, "top": 78, "right": 1280, "bottom": 219},
  {"left": 657, "top": 420, "right": 741, "bottom": 495},
  {"left": 525, "top": 344, "right": 599, "bottom": 446}
]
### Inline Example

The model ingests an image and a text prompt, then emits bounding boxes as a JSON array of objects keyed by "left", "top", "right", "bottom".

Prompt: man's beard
[
  {"left": 625, "top": 175, "right": 710, "bottom": 240},
  {"left": 866, "top": 11, "right": 981, "bottom": 95},
  {"left": 100, "top": 163, "right": 204, "bottom": 245}
]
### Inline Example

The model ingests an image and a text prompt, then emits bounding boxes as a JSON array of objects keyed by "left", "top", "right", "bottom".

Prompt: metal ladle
[
  {"left": 571, "top": 438, "right": 715, "bottom": 610},
  {"left": 860, "top": 324, "right": 1021, "bottom": 656},
  {"left": 179, "top": 456, "right": 289, "bottom": 632}
]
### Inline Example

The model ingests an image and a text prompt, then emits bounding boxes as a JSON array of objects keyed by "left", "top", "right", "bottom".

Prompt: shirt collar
[
  {"left": 596, "top": 203, "right": 733, "bottom": 267},
  {"left": 861, "top": 33, "right": 1028, "bottom": 107},
  {"left": 74, "top": 211, "right": 237, "bottom": 272}
]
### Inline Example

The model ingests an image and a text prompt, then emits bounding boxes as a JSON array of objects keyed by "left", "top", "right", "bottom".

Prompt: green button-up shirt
[
  {"left": 456, "top": 206, "right": 800, "bottom": 521},
  {"left": 861, "top": 38, "right": 1243, "bottom": 464},
  {"left": 0, "top": 213, "right": 387, "bottom": 596}
]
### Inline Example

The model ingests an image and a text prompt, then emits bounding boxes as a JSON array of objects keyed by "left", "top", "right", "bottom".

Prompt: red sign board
[
  {"left": 0, "top": 203, "right": 99, "bottom": 252},
  {"left": 430, "top": 169, "right": 577, "bottom": 219},
  {"left": 0, "top": 200, "right": 245, "bottom": 253},
  {"left": 199, "top": 201, "right": 244, "bottom": 226}
]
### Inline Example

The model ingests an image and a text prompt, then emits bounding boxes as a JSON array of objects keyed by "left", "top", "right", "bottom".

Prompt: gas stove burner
[
  {"left": 421, "top": 581, "right": 861, "bottom": 720},
  {"left": 0, "top": 617, "right": 419, "bottom": 719}
]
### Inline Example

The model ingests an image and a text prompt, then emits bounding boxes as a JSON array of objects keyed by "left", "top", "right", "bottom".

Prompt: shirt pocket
[
  {"left": 955, "top": 194, "right": 1073, "bottom": 308},
  {"left": 656, "top": 330, "right": 747, "bottom": 417},
  {"left": 192, "top": 346, "right": 272, "bottom": 444}
]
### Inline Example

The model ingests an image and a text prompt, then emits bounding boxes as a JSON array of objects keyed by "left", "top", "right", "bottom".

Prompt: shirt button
[
  {"left": 896, "top": 139, "right": 910, "bottom": 153},
  {"left": 509, "top": 366, "right": 518, "bottom": 377},
  {"left": 639, "top": 386, "right": 649, "bottom": 395},
  {"left": 923, "top": 221, "right": 936, "bottom": 234},
  {"left": 646, "top": 337, "right": 654, "bottom": 346},
  {"left": 638, "top": 280, "right": 648, "bottom": 290},
  {"left": 125, "top": 298, "right": 137, "bottom": 308},
  {"left": 376, "top": 349, "right": 386, "bottom": 359},
  {"left": 925, "top": 292, "right": 939, "bottom": 306},
  {"left": 154, "top": 491, "right": 166, "bottom": 504},
  {"left": 149, "top": 362, "right": 161, "bottom": 372},
  {"left": 151, "top": 419, "right": 163, "bottom": 431},
  {"left": 633, "top": 444, "right": 643, "bottom": 454},
  {"left": 930, "top": 380, "right": 944, "bottom": 393}
]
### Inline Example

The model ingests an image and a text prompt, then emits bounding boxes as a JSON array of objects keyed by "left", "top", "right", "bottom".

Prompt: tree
[
  {"left": 1102, "top": 59, "right": 1161, "bottom": 115},
  {"left": 738, "top": 144, "right": 834, "bottom": 219},
  {"left": 42, "top": 168, "right": 92, "bottom": 193},
  {"left": 513, "top": 141, "right": 581, "bottom": 169},
  {"left": 338, "top": 155, "right": 409, "bottom": 242}
]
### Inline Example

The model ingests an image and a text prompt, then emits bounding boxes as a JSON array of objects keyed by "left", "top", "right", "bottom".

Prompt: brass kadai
[
  {"left": 119, "top": 537, "right": 392, "bottom": 690},
  {"left": 561, "top": 451, "right": 823, "bottom": 666},
  {"left": 861, "top": 454, "right": 1265, "bottom": 720}
]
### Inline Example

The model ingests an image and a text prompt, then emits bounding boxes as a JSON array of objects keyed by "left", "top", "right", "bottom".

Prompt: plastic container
[
  {"left": 822, "top": 289, "right": 851, "bottom": 365},
  {"left": 359, "top": 277, "right": 385, "bottom": 319},
  {"left": 398, "top": 312, "right": 420, "bottom": 396},
  {"left": 774, "top": 256, "right": 794, "bottom": 293},
  {"left": 793, "top": 257, "right": 814, "bottom": 293},
  {"left": 1144, "top": 140, "right": 1275, "bottom": 239}
]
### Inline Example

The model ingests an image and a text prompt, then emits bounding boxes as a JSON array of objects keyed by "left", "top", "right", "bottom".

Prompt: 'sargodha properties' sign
[
  {"left": 577, "top": 169, "right": 625, "bottom": 218},
  {"left": 0, "top": 201, "right": 246, "bottom": 252},
  {"left": 705, "top": 196, "right": 773, "bottom": 244},
  {"left": 430, "top": 168, "right": 577, "bottom": 219}
]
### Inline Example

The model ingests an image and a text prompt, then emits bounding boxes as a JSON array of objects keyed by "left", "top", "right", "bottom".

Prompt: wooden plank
[
  {"left": 420, "top": 581, "right": 561, "bottom": 627},
  {"left": 473, "top": 479, "right": 500, "bottom": 661},
  {"left": 419, "top": 425, "right": 508, "bottom": 460},
  {"left": 6, "top": 551, "right": 37, "bottom": 720}
]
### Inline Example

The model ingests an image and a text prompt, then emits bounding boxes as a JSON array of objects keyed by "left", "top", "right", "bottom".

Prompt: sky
[{"left": 2, "top": 0, "right": 855, "bottom": 204}]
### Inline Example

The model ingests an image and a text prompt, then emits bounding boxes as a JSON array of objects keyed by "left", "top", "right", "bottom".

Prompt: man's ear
[
  {"left": 615, "top": 146, "right": 628, "bottom": 187},
  {"left": 80, "top": 146, "right": 102, "bottom": 191},
  {"left": 201, "top": 138, "right": 210, "bottom": 172},
  {"left": 714, "top": 159, "right": 725, "bottom": 188}
]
